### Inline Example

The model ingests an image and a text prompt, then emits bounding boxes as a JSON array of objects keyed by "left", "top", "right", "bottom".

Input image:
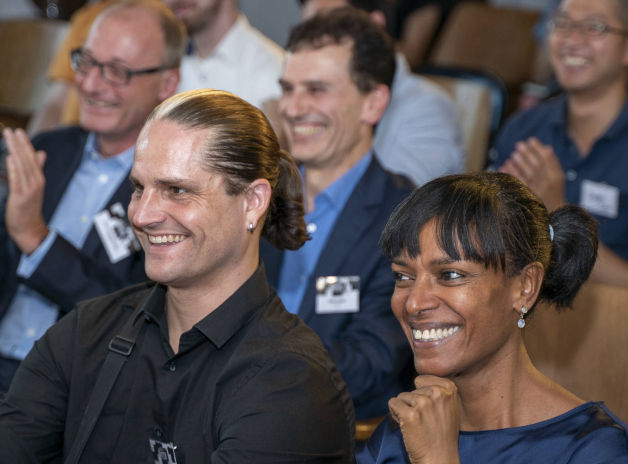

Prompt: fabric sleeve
[
  {"left": 488, "top": 114, "right": 524, "bottom": 170},
  {"left": 211, "top": 349, "right": 355, "bottom": 463},
  {"left": 15, "top": 230, "right": 58, "bottom": 278},
  {"left": 566, "top": 408, "right": 628, "bottom": 464},
  {"left": 24, "top": 233, "right": 145, "bottom": 314},
  {"left": 0, "top": 310, "right": 78, "bottom": 463}
]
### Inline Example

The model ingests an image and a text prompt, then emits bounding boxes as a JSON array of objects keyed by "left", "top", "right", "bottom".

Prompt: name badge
[
  {"left": 315, "top": 276, "right": 360, "bottom": 314},
  {"left": 93, "top": 202, "right": 141, "bottom": 263},
  {"left": 580, "top": 180, "right": 620, "bottom": 219},
  {"left": 149, "top": 438, "right": 178, "bottom": 464}
]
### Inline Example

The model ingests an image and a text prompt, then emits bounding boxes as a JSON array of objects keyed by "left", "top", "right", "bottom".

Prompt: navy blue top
[
  {"left": 357, "top": 402, "right": 628, "bottom": 463},
  {"left": 491, "top": 94, "right": 628, "bottom": 260}
]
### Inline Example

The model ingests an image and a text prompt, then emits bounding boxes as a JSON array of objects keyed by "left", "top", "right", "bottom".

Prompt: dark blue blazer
[
  {"left": 0, "top": 127, "right": 146, "bottom": 320},
  {"left": 261, "top": 157, "right": 414, "bottom": 420}
]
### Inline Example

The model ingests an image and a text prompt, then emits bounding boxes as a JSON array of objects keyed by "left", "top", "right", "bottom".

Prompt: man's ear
[
  {"left": 360, "top": 83, "right": 390, "bottom": 126},
  {"left": 244, "top": 178, "right": 272, "bottom": 231},
  {"left": 159, "top": 68, "right": 180, "bottom": 100}
]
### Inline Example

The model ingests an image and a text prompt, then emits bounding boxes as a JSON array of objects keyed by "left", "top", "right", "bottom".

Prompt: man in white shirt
[{"left": 164, "top": 0, "right": 284, "bottom": 108}]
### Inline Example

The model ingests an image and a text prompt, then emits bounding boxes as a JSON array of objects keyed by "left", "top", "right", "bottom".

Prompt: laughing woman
[{"left": 357, "top": 172, "right": 628, "bottom": 463}]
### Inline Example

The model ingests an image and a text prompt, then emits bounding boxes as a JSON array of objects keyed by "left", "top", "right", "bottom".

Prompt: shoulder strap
[{"left": 64, "top": 300, "right": 147, "bottom": 464}]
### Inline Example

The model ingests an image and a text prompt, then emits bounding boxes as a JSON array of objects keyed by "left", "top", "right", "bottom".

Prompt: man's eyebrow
[
  {"left": 154, "top": 177, "right": 199, "bottom": 189},
  {"left": 278, "top": 78, "right": 330, "bottom": 87}
]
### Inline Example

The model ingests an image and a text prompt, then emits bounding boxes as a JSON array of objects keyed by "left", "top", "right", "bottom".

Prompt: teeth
[
  {"left": 563, "top": 56, "right": 588, "bottom": 66},
  {"left": 412, "top": 326, "right": 459, "bottom": 342},
  {"left": 293, "top": 125, "right": 322, "bottom": 136},
  {"left": 87, "top": 97, "right": 114, "bottom": 108},
  {"left": 148, "top": 234, "right": 186, "bottom": 244}
]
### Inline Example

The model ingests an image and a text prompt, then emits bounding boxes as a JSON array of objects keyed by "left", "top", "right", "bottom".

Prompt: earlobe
[
  {"left": 360, "top": 84, "right": 390, "bottom": 126},
  {"left": 244, "top": 179, "right": 272, "bottom": 230}
]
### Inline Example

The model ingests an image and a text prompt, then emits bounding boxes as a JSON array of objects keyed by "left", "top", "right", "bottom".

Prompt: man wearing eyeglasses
[
  {"left": 491, "top": 0, "right": 628, "bottom": 287},
  {"left": 0, "top": 0, "right": 185, "bottom": 391}
]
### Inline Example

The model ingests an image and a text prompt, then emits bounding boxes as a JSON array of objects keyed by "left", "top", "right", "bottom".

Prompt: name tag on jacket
[
  {"left": 94, "top": 202, "right": 140, "bottom": 263},
  {"left": 580, "top": 179, "right": 620, "bottom": 219},
  {"left": 315, "top": 276, "right": 360, "bottom": 314}
]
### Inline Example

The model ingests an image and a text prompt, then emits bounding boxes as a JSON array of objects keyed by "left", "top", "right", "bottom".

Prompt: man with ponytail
[{"left": 0, "top": 90, "right": 355, "bottom": 463}]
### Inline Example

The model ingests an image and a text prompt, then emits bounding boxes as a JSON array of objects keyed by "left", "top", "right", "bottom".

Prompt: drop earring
[{"left": 517, "top": 306, "right": 528, "bottom": 329}]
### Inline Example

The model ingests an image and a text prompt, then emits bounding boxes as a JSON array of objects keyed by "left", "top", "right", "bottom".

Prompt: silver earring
[
  {"left": 248, "top": 223, "right": 254, "bottom": 233},
  {"left": 517, "top": 306, "right": 528, "bottom": 329}
]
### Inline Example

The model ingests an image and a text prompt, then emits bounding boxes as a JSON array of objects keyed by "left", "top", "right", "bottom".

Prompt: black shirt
[{"left": 0, "top": 265, "right": 355, "bottom": 463}]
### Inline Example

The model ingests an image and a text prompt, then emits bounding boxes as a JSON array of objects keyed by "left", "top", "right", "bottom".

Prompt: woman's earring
[
  {"left": 248, "top": 223, "right": 255, "bottom": 233},
  {"left": 517, "top": 306, "right": 528, "bottom": 329}
]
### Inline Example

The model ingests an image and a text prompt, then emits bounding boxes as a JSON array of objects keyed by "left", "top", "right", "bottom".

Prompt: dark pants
[{"left": 0, "top": 356, "right": 21, "bottom": 393}]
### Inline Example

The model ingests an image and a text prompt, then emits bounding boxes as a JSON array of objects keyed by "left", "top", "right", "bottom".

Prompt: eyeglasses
[
  {"left": 70, "top": 48, "right": 170, "bottom": 85},
  {"left": 547, "top": 16, "right": 628, "bottom": 39}
]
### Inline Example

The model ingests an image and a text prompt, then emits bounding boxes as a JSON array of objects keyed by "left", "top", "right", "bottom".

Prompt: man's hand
[
  {"left": 388, "top": 375, "right": 461, "bottom": 464},
  {"left": 3, "top": 128, "right": 49, "bottom": 254},
  {"left": 499, "top": 137, "right": 566, "bottom": 211}
]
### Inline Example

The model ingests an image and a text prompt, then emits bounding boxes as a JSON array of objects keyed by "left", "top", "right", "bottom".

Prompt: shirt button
[
  {"left": 167, "top": 362, "right": 176, "bottom": 372},
  {"left": 98, "top": 174, "right": 109, "bottom": 184},
  {"left": 80, "top": 215, "right": 88, "bottom": 224},
  {"left": 307, "top": 223, "right": 317, "bottom": 234},
  {"left": 26, "top": 328, "right": 36, "bottom": 337},
  {"left": 565, "top": 170, "right": 577, "bottom": 182}
]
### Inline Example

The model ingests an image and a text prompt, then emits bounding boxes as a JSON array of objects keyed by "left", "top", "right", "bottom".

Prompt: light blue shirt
[
  {"left": 374, "top": 54, "right": 464, "bottom": 186},
  {"left": 277, "top": 152, "right": 372, "bottom": 314},
  {"left": 0, "top": 134, "right": 134, "bottom": 360}
]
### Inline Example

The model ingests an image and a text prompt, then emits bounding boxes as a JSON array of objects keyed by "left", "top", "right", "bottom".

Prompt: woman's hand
[{"left": 388, "top": 375, "right": 461, "bottom": 464}]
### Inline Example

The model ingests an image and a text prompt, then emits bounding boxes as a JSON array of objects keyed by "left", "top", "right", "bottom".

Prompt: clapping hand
[
  {"left": 3, "top": 128, "right": 49, "bottom": 254},
  {"left": 499, "top": 137, "right": 566, "bottom": 211}
]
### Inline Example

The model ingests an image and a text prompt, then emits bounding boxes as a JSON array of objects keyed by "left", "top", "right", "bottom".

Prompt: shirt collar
[
  {"left": 194, "top": 263, "right": 271, "bottom": 347},
  {"left": 84, "top": 132, "right": 135, "bottom": 169},
  {"left": 601, "top": 96, "right": 628, "bottom": 140},
  {"left": 547, "top": 93, "right": 568, "bottom": 131},
  {"left": 553, "top": 93, "right": 628, "bottom": 140},
  {"left": 304, "top": 150, "right": 373, "bottom": 211},
  {"left": 140, "top": 264, "right": 272, "bottom": 348},
  {"left": 186, "top": 14, "right": 248, "bottom": 64}
]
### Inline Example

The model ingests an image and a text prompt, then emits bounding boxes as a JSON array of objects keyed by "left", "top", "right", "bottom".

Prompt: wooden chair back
[
  {"left": 428, "top": 3, "right": 540, "bottom": 113},
  {"left": 524, "top": 282, "right": 628, "bottom": 421},
  {"left": 418, "top": 67, "right": 506, "bottom": 172},
  {"left": 0, "top": 19, "right": 69, "bottom": 128}
]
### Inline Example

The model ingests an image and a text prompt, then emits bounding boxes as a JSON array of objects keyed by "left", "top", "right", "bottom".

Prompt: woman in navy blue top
[{"left": 358, "top": 172, "right": 628, "bottom": 464}]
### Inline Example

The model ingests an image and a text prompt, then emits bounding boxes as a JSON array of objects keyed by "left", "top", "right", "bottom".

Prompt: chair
[
  {"left": 524, "top": 282, "right": 628, "bottom": 422},
  {"left": 416, "top": 65, "right": 507, "bottom": 172},
  {"left": 427, "top": 3, "right": 540, "bottom": 115},
  {"left": 0, "top": 19, "right": 69, "bottom": 129}
]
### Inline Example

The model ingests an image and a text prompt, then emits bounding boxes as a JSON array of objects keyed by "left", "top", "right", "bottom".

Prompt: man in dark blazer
[
  {"left": 0, "top": 0, "right": 185, "bottom": 391},
  {"left": 261, "top": 8, "right": 414, "bottom": 420}
]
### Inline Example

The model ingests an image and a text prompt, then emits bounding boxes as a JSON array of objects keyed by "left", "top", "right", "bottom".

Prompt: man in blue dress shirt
[
  {"left": 492, "top": 0, "right": 628, "bottom": 287},
  {"left": 0, "top": 0, "right": 185, "bottom": 390},
  {"left": 260, "top": 7, "right": 414, "bottom": 421}
]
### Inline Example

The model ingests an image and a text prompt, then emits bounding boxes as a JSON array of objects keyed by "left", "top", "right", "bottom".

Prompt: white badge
[
  {"left": 580, "top": 179, "right": 620, "bottom": 219},
  {"left": 315, "top": 275, "right": 360, "bottom": 314},
  {"left": 149, "top": 439, "right": 178, "bottom": 464},
  {"left": 93, "top": 202, "right": 140, "bottom": 263}
]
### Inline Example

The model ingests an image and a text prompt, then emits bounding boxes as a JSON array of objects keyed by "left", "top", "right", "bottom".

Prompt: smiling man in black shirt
[{"left": 0, "top": 87, "right": 354, "bottom": 462}]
